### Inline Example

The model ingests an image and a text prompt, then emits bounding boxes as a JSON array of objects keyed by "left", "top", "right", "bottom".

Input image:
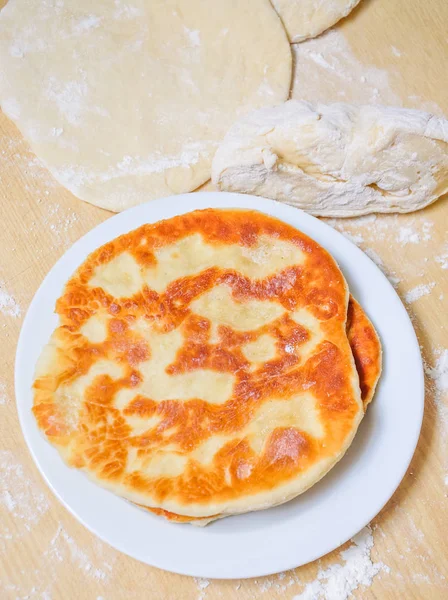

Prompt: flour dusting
[
  {"left": 425, "top": 349, "right": 448, "bottom": 484},
  {"left": 345, "top": 216, "right": 434, "bottom": 247},
  {"left": 1, "top": 136, "right": 83, "bottom": 249},
  {"left": 46, "top": 526, "right": 112, "bottom": 582},
  {"left": 115, "top": 147, "right": 202, "bottom": 176},
  {"left": 325, "top": 219, "right": 403, "bottom": 288},
  {"left": 255, "top": 570, "right": 302, "bottom": 593},
  {"left": 405, "top": 283, "right": 436, "bottom": 304},
  {"left": 54, "top": 143, "right": 208, "bottom": 193},
  {"left": 293, "top": 526, "right": 389, "bottom": 600},
  {"left": 0, "top": 283, "right": 21, "bottom": 318},
  {"left": 113, "top": 0, "right": 142, "bottom": 20},
  {"left": 364, "top": 247, "right": 384, "bottom": 268},
  {"left": 41, "top": 202, "right": 79, "bottom": 237},
  {"left": 426, "top": 350, "right": 448, "bottom": 400},
  {"left": 0, "top": 381, "right": 9, "bottom": 406},
  {"left": 184, "top": 26, "right": 201, "bottom": 47},
  {"left": 339, "top": 230, "right": 365, "bottom": 245},
  {"left": 292, "top": 29, "right": 444, "bottom": 115},
  {"left": 292, "top": 30, "right": 401, "bottom": 105},
  {"left": 194, "top": 577, "right": 211, "bottom": 600},
  {"left": 398, "top": 226, "right": 421, "bottom": 245},
  {"left": 326, "top": 213, "right": 436, "bottom": 258},
  {"left": 46, "top": 76, "right": 89, "bottom": 126},
  {"left": 435, "top": 248, "right": 448, "bottom": 270},
  {"left": 394, "top": 219, "right": 432, "bottom": 246},
  {"left": 72, "top": 15, "right": 101, "bottom": 35},
  {"left": 0, "top": 451, "right": 49, "bottom": 527},
  {"left": 0, "top": 136, "right": 59, "bottom": 191}
]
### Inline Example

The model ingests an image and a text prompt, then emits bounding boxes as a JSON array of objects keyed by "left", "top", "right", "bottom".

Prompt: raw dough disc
[
  {"left": 0, "top": 0, "right": 291, "bottom": 211},
  {"left": 272, "top": 0, "right": 361, "bottom": 43}
]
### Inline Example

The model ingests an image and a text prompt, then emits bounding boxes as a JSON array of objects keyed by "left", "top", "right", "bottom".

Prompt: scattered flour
[
  {"left": 72, "top": 15, "right": 102, "bottom": 35},
  {"left": 184, "top": 26, "right": 201, "bottom": 47},
  {"left": 46, "top": 76, "right": 89, "bottom": 127},
  {"left": 254, "top": 569, "right": 302, "bottom": 594},
  {"left": 361, "top": 247, "right": 401, "bottom": 288},
  {"left": 0, "top": 138, "right": 59, "bottom": 198},
  {"left": 325, "top": 222, "right": 365, "bottom": 246},
  {"left": 395, "top": 507, "right": 425, "bottom": 548},
  {"left": 388, "top": 275, "right": 402, "bottom": 288},
  {"left": 113, "top": 0, "right": 143, "bottom": 20},
  {"left": 425, "top": 349, "right": 448, "bottom": 485},
  {"left": 0, "top": 449, "right": 116, "bottom": 593},
  {"left": 405, "top": 283, "right": 436, "bottom": 304},
  {"left": 194, "top": 577, "right": 210, "bottom": 600},
  {"left": 115, "top": 148, "right": 203, "bottom": 176},
  {"left": 324, "top": 213, "right": 438, "bottom": 289},
  {"left": 425, "top": 349, "right": 448, "bottom": 407},
  {"left": 347, "top": 216, "right": 434, "bottom": 247},
  {"left": 435, "top": 249, "right": 448, "bottom": 270},
  {"left": 3, "top": 521, "right": 116, "bottom": 597},
  {"left": 292, "top": 30, "right": 401, "bottom": 105},
  {"left": 340, "top": 231, "right": 365, "bottom": 245},
  {"left": 427, "top": 350, "right": 448, "bottom": 395},
  {"left": 392, "top": 508, "right": 448, "bottom": 586},
  {"left": 0, "top": 284, "right": 21, "bottom": 318},
  {"left": 293, "top": 527, "right": 389, "bottom": 600},
  {"left": 1, "top": 137, "right": 84, "bottom": 253},
  {"left": 41, "top": 201, "right": 80, "bottom": 238},
  {"left": 421, "top": 221, "right": 434, "bottom": 242},
  {"left": 0, "top": 381, "right": 9, "bottom": 406},
  {"left": 292, "top": 29, "right": 444, "bottom": 116},
  {"left": 0, "top": 451, "right": 49, "bottom": 528},
  {"left": 46, "top": 526, "right": 112, "bottom": 582},
  {"left": 398, "top": 226, "right": 421, "bottom": 245},
  {"left": 364, "top": 247, "right": 384, "bottom": 268}
]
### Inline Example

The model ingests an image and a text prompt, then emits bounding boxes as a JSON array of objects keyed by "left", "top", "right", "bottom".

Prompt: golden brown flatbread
[
  {"left": 33, "top": 209, "right": 365, "bottom": 520},
  {"left": 144, "top": 296, "right": 382, "bottom": 524},
  {"left": 346, "top": 297, "right": 382, "bottom": 410}
]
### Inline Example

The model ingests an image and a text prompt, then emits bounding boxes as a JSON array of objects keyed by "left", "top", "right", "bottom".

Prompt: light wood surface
[{"left": 1, "top": 0, "right": 447, "bottom": 598}]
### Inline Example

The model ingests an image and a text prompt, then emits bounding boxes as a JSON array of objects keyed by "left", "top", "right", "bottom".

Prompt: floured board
[{"left": 0, "top": 0, "right": 447, "bottom": 597}]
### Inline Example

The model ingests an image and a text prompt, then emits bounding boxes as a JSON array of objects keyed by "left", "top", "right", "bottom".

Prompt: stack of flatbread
[{"left": 33, "top": 209, "right": 381, "bottom": 525}]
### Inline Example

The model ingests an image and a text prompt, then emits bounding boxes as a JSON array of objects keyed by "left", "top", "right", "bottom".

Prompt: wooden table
[{"left": 1, "top": 0, "right": 447, "bottom": 597}]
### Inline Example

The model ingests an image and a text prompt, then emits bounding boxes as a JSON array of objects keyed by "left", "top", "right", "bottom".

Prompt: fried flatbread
[
  {"left": 33, "top": 209, "right": 364, "bottom": 519},
  {"left": 144, "top": 296, "right": 381, "bottom": 524}
]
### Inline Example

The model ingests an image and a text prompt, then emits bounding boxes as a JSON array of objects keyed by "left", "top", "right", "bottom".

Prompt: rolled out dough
[
  {"left": 0, "top": 0, "right": 291, "bottom": 211},
  {"left": 271, "top": 0, "right": 361, "bottom": 43}
]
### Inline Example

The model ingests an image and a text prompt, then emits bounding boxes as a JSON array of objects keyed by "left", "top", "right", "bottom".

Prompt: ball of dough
[
  {"left": 0, "top": 0, "right": 291, "bottom": 211},
  {"left": 212, "top": 100, "right": 448, "bottom": 217}
]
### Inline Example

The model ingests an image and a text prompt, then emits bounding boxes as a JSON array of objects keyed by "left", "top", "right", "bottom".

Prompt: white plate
[{"left": 15, "top": 192, "right": 424, "bottom": 579}]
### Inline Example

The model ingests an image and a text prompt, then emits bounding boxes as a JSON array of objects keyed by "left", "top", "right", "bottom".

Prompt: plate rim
[{"left": 15, "top": 192, "right": 424, "bottom": 579}]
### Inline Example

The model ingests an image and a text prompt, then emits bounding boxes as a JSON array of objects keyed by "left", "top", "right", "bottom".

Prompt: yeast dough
[
  {"left": 212, "top": 100, "right": 448, "bottom": 217},
  {"left": 0, "top": 0, "right": 291, "bottom": 211}
]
